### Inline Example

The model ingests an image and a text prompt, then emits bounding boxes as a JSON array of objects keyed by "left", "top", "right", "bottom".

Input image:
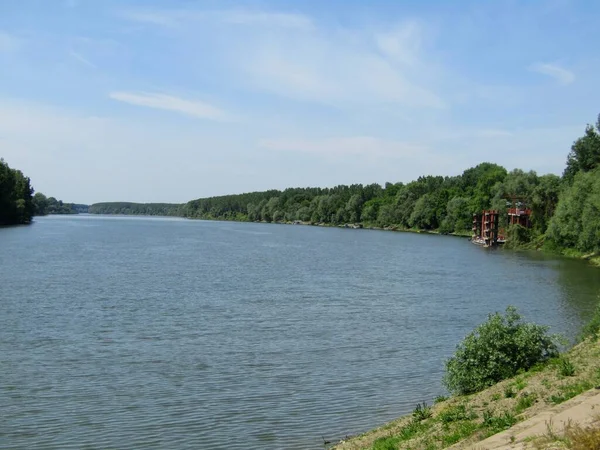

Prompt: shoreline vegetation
[
  {"left": 85, "top": 114, "right": 599, "bottom": 264},
  {"left": 332, "top": 306, "right": 600, "bottom": 450}
]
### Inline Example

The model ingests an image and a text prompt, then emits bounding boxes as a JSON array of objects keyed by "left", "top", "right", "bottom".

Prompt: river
[{"left": 1, "top": 215, "right": 599, "bottom": 449}]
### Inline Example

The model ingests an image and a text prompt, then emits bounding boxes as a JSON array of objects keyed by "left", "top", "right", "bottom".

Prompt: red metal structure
[{"left": 472, "top": 208, "right": 531, "bottom": 247}]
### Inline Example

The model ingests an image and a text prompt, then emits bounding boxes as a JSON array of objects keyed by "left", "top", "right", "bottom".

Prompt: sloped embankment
[{"left": 333, "top": 338, "right": 600, "bottom": 450}]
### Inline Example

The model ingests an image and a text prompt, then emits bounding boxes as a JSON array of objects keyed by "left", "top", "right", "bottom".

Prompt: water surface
[{"left": 1, "top": 215, "right": 599, "bottom": 449}]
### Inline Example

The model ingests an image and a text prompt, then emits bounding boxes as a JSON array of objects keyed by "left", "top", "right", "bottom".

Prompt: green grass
[
  {"left": 549, "top": 380, "right": 594, "bottom": 405},
  {"left": 438, "top": 404, "right": 477, "bottom": 424},
  {"left": 481, "top": 410, "right": 519, "bottom": 435},
  {"left": 515, "top": 392, "right": 537, "bottom": 414},
  {"left": 413, "top": 402, "right": 433, "bottom": 421},
  {"left": 515, "top": 378, "right": 528, "bottom": 390},
  {"left": 558, "top": 358, "right": 576, "bottom": 377},
  {"left": 440, "top": 421, "right": 479, "bottom": 446}
]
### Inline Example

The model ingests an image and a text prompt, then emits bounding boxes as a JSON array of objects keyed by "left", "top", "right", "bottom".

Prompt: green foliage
[
  {"left": 514, "top": 392, "right": 537, "bottom": 413},
  {"left": 504, "top": 224, "right": 533, "bottom": 249},
  {"left": 504, "top": 386, "right": 516, "bottom": 398},
  {"left": 0, "top": 159, "right": 34, "bottom": 225},
  {"left": 443, "top": 307, "right": 559, "bottom": 395},
  {"left": 557, "top": 358, "right": 576, "bottom": 377},
  {"left": 371, "top": 420, "right": 429, "bottom": 449},
  {"left": 563, "top": 115, "right": 600, "bottom": 183},
  {"left": 34, "top": 193, "right": 88, "bottom": 215},
  {"left": 412, "top": 402, "right": 433, "bottom": 421},
  {"left": 440, "top": 420, "right": 479, "bottom": 446},
  {"left": 438, "top": 404, "right": 477, "bottom": 424},
  {"left": 434, "top": 395, "right": 448, "bottom": 404},
  {"left": 514, "top": 378, "right": 528, "bottom": 390},
  {"left": 547, "top": 168, "right": 600, "bottom": 253},
  {"left": 581, "top": 300, "right": 600, "bottom": 341},
  {"left": 481, "top": 410, "right": 518, "bottom": 434},
  {"left": 89, "top": 202, "right": 181, "bottom": 216},
  {"left": 548, "top": 380, "right": 594, "bottom": 405}
]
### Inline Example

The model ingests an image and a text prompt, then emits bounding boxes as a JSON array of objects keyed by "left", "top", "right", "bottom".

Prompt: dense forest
[
  {"left": 0, "top": 159, "right": 34, "bottom": 225},
  {"left": 179, "top": 114, "right": 600, "bottom": 254},
  {"left": 88, "top": 202, "right": 182, "bottom": 216},
  {"left": 33, "top": 192, "right": 88, "bottom": 215}
]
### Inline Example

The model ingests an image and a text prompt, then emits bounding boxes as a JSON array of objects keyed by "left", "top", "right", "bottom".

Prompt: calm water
[{"left": 1, "top": 215, "right": 599, "bottom": 449}]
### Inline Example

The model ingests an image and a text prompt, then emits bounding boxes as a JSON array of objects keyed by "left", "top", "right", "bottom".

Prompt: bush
[
  {"left": 412, "top": 402, "right": 433, "bottom": 421},
  {"left": 443, "top": 306, "right": 559, "bottom": 395},
  {"left": 557, "top": 358, "right": 576, "bottom": 377}
]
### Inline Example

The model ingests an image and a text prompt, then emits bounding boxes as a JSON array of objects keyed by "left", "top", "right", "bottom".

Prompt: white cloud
[
  {"left": 529, "top": 63, "right": 575, "bottom": 85},
  {"left": 109, "top": 92, "right": 228, "bottom": 121}
]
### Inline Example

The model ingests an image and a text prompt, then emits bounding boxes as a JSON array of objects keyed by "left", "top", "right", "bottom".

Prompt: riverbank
[{"left": 332, "top": 335, "right": 600, "bottom": 449}]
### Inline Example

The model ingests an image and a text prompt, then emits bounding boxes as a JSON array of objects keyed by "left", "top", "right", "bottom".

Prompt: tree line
[
  {"left": 33, "top": 192, "right": 88, "bottom": 215},
  {"left": 180, "top": 114, "right": 600, "bottom": 254},
  {"left": 3, "top": 113, "right": 599, "bottom": 254},
  {"left": 88, "top": 202, "right": 182, "bottom": 216}
]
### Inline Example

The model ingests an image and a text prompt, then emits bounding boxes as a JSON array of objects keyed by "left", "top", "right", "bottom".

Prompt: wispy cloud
[
  {"left": 109, "top": 92, "right": 228, "bottom": 121},
  {"left": 69, "top": 50, "right": 96, "bottom": 68},
  {"left": 529, "top": 62, "right": 575, "bottom": 85},
  {"left": 220, "top": 10, "right": 313, "bottom": 30},
  {"left": 121, "top": 9, "right": 313, "bottom": 30},
  {"left": 119, "top": 8, "right": 443, "bottom": 109},
  {"left": 260, "top": 136, "right": 426, "bottom": 158},
  {"left": 375, "top": 21, "right": 423, "bottom": 67}
]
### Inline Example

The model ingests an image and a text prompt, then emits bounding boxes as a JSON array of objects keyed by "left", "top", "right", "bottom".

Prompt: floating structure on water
[{"left": 472, "top": 206, "right": 531, "bottom": 247}]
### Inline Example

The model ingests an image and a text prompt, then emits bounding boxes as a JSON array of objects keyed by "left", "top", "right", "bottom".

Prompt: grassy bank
[{"left": 332, "top": 335, "right": 600, "bottom": 450}]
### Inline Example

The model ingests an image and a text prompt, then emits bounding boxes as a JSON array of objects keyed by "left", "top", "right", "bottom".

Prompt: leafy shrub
[
  {"left": 444, "top": 306, "right": 559, "bottom": 395},
  {"left": 412, "top": 402, "right": 433, "bottom": 421},
  {"left": 557, "top": 358, "right": 576, "bottom": 377}
]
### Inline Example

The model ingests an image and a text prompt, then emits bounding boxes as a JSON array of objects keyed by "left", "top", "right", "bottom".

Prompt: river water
[{"left": 1, "top": 215, "right": 599, "bottom": 449}]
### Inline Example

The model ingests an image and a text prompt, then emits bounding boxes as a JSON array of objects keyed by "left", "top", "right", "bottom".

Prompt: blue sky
[{"left": 1, "top": 0, "right": 599, "bottom": 203}]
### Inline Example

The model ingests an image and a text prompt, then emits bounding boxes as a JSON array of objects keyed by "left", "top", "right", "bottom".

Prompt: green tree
[
  {"left": 547, "top": 168, "right": 600, "bottom": 252},
  {"left": 409, "top": 193, "right": 437, "bottom": 229},
  {"left": 0, "top": 159, "right": 34, "bottom": 225},
  {"left": 564, "top": 115, "right": 600, "bottom": 183},
  {"left": 33, "top": 192, "right": 49, "bottom": 216},
  {"left": 441, "top": 196, "right": 471, "bottom": 233},
  {"left": 530, "top": 174, "right": 561, "bottom": 234},
  {"left": 345, "top": 194, "right": 363, "bottom": 223}
]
